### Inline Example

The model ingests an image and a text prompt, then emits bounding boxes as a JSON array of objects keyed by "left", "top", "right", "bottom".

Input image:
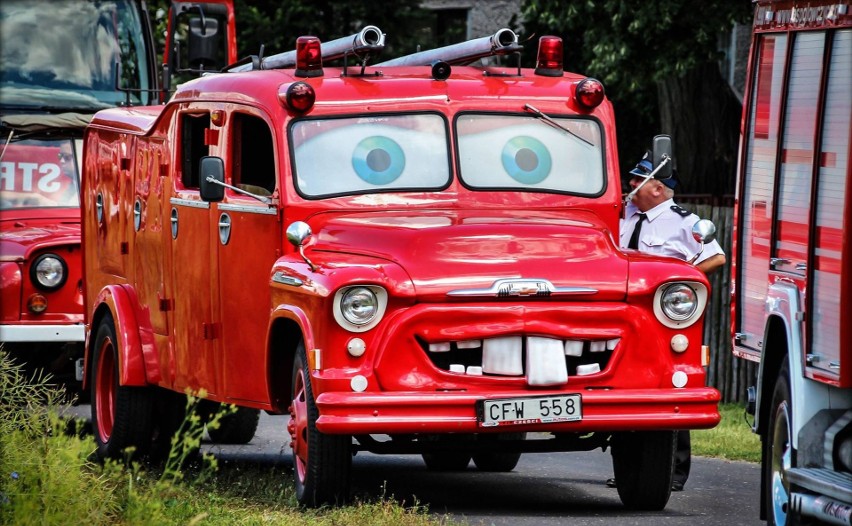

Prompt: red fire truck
[
  {"left": 733, "top": 1, "right": 851, "bottom": 524},
  {"left": 82, "top": 27, "right": 721, "bottom": 508},
  {"left": 0, "top": 0, "right": 236, "bottom": 392}
]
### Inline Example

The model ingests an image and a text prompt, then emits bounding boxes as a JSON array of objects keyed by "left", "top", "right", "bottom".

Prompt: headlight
[
  {"left": 333, "top": 285, "right": 388, "bottom": 332},
  {"left": 652, "top": 281, "right": 707, "bottom": 329},
  {"left": 340, "top": 287, "right": 378, "bottom": 325},
  {"left": 660, "top": 283, "right": 698, "bottom": 321},
  {"left": 31, "top": 254, "right": 67, "bottom": 290}
]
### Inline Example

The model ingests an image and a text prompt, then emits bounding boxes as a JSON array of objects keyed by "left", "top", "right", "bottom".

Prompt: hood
[
  {"left": 0, "top": 216, "right": 80, "bottom": 261},
  {"left": 308, "top": 209, "right": 627, "bottom": 301}
]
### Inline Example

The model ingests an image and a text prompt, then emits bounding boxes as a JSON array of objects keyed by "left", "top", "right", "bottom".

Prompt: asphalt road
[{"left": 204, "top": 412, "right": 764, "bottom": 526}]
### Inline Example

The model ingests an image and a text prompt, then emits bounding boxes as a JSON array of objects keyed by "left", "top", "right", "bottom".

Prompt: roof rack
[
  {"left": 226, "top": 25, "right": 385, "bottom": 72},
  {"left": 375, "top": 28, "right": 520, "bottom": 67}
]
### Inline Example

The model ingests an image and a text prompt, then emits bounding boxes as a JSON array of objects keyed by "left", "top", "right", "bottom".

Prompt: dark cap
[{"left": 628, "top": 152, "right": 677, "bottom": 189}]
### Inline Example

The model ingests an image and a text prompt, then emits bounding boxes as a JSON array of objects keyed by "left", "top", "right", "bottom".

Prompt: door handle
[
  {"left": 770, "top": 258, "right": 790, "bottom": 269},
  {"left": 218, "top": 212, "right": 231, "bottom": 245}
]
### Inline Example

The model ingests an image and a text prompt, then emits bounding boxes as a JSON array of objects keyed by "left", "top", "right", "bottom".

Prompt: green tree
[{"left": 522, "top": 0, "right": 752, "bottom": 194}]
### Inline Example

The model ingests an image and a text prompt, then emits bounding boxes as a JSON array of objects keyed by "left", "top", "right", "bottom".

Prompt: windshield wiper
[{"left": 523, "top": 104, "right": 594, "bottom": 147}]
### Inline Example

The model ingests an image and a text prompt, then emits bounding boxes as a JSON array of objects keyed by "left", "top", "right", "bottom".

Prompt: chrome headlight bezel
[
  {"left": 333, "top": 285, "right": 388, "bottom": 332},
  {"left": 30, "top": 253, "right": 67, "bottom": 291},
  {"left": 653, "top": 281, "right": 708, "bottom": 329}
]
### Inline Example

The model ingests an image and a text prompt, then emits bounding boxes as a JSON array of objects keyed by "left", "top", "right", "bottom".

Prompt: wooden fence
[{"left": 680, "top": 195, "right": 756, "bottom": 403}]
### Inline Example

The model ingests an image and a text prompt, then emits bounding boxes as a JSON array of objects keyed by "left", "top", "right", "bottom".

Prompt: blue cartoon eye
[
  {"left": 500, "top": 136, "right": 552, "bottom": 184},
  {"left": 352, "top": 136, "right": 406, "bottom": 185}
]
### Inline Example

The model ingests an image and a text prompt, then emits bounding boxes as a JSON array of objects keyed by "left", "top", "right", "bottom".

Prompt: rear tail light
[
  {"left": 295, "top": 36, "right": 323, "bottom": 78},
  {"left": 535, "top": 36, "right": 563, "bottom": 77},
  {"left": 575, "top": 78, "right": 605, "bottom": 110}
]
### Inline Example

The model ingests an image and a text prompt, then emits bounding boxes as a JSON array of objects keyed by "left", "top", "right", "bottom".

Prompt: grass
[{"left": 692, "top": 403, "right": 761, "bottom": 463}]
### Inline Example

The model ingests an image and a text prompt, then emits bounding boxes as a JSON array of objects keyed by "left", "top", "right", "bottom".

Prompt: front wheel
[
  {"left": 767, "top": 363, "right": 793, "bottom": 526},
  {"left": 611, "top": 430, "right": 676, "bottom": 510},
  {"left": 288, "top": 341, "right": 351, "bottom": 507},
  {"left": 472, "top": 432, "right": 525, "bottom": 472},
  {"left": 90, "top": 314, "right": 154, "bottom": 460}
]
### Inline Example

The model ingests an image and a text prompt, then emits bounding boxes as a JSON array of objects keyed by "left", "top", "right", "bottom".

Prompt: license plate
[{"left": 478, "top": 394, "right": 582, "bottom": 427}]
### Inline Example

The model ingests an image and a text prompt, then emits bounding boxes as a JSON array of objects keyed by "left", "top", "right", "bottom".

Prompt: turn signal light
[
  {"left": 27, "top": 293, "right": 47, "bottom": 314},
  {"left": 575, "top": 78, "right": 605, "bottom": 110},
  {"left": 535, "top": 36, "right": 563, "bottom": 77},
  {"left": 295, "top": 36, "right": 323, "bottom": 78},
  {"left": 280, "top": 81, "right": 316, "bottom": 113}
]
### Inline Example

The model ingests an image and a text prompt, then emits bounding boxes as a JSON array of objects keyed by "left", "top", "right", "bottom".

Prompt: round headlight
[
  {"left": 31, "top": 254, "right": 67, "bottom": 290},
  {"left": 660, "top": 283, "right": 698, "bottom": 321},
  {"left": 340, "top": 287, "right": 378, "bottom": 326}
]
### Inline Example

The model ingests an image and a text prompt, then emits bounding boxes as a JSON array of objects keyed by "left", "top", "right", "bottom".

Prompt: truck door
[
  {"left": 214, "top": 110, "right": 281, "bottom": 404},
  {"left": 168, "top": 109, "right": 221, "bottom": 394}
]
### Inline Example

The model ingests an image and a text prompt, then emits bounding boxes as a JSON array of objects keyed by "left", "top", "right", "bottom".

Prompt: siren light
[
  {"left": 535, "top": 36, "right": 563, "bottom": 77},
  {"left": 575, "top": 78, "right": 605, "bottom": 110},
  {"left": 295, "top": 36, "right": 323, "bottom": 78}
]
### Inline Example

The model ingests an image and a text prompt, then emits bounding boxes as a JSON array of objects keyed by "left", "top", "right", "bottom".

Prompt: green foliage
[{"left": 692, "top": 403, "right": 761, "bottom": 463}]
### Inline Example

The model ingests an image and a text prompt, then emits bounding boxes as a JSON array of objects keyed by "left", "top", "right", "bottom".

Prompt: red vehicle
[
  {"left": 732, "top": 1, "right": 851, "bottom": 524},
  {"left": 0, "top": 0, "right": 236, "bottom": 391},
  {"left": 82, "top": 28, "right": 721, "bottom": 508}
]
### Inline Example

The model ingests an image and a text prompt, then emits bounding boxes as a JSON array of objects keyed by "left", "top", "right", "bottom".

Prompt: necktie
[{"left": 627, "top": 213, "right": 647, "bottom": 250}]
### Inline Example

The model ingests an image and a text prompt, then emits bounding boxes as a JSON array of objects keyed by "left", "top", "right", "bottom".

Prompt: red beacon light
[
  {"left": 575, "top": 78, "right": 605, "bottom": 110},
  {"left": 280, "top": 81, "right": 316, "bottom": 113},
  {"left": 535, "top": 36, "right": 563, "bottom": 77},
  {"left": 295, "top": 36, "right": 323, "bottom": 78}
]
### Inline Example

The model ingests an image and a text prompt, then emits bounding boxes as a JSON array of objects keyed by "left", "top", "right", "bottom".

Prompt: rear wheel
[
  {"left": 472, "top": 432, "right": 525, "bottom": 472},
  {"left": 611, "top": 430, "right": 675, "bottom": 510},
  {"left": 288, "top": 341, "right": 351, "bottom": 507},
  {"left": 767, "top": 363, "right": 793, "bottom": 526},
  {"left": 90, "top": 314, "right": 153, "bottom": 460},
  {"left": 422, "top": 452, "right": 472, "bottom": 471},
  {"left": 207, "top": 406, "right": 260, "bottom": 444}
]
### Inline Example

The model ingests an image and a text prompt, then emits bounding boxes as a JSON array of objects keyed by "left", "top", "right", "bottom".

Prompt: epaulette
[{"left": 670, "top": 204, "right": 691, "bottom": 217}]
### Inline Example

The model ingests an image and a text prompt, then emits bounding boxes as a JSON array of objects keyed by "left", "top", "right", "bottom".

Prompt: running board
[{"left": 788, "top": 467, "right": 852, "bottom": 525}]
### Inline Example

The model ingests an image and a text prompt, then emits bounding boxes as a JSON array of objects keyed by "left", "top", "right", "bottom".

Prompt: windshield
[
  {"left": 456, "top": 114, "right": 605, "bottom": 195},
  {"left": 0, "top": 139, "right": 80, "bottom": 210},
  {"left": 291, "top": 114, "right": 451, "bottom": 198},
  {"left": 0, "top": 0, "right": 152, "bottom": 111}
]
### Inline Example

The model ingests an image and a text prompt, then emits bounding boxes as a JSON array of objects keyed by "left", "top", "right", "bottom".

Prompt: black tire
[
  {"left": 611, "top": 430, "right": 676, "bottom": 510},
  {"left": 90, "top": 314, "right": 154, "bottom": 460},
  {"left": 148, "top": 389, "right": 189, "bottom": 462},
  {"left": 422, "top": 451, "right": 472, "bottom": 471},
  {"left": 766, "top": 363, "right": 794, "bottom": 526},
  {"left": 207, "top": 406, "right": 260, "bottom": 444},
  {"left": 472, "top": 432, "right": 525, "bottom": 472},
  {"left": 289, "top": 341, "right": 352, "bottom": 507}
]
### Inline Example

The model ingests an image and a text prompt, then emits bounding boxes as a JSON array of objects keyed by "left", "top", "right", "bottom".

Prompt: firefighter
[{"left": 608, "top": 151, "right": 726, "bottom": 491}]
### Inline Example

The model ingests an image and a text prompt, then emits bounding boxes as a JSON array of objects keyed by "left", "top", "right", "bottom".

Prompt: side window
[
  {"left": 180, "top": 113, "right": 211, "bottom": 189},
  {"left": 231, "top": 113, "right": 275, "bottom": 196}
]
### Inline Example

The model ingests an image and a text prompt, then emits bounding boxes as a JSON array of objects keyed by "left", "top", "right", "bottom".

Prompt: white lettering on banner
[{"left": 0, "top": 162, "right": 62, "bottom": 192}]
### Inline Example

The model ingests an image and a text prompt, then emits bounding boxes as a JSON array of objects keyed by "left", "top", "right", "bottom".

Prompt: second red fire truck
[{"left": 81, "top": 27, "right": 721, "bottom": 508}]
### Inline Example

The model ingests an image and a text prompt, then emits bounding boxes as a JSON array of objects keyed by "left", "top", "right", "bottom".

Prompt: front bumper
[
  {"left": 0, "top": 324, "right": 85, "bottom": 342},
  {"left": 315, "top": 387, "right": 721, "bottom": 434}
]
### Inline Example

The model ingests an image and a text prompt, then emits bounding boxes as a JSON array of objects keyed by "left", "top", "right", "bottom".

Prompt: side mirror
[
  {"left": 692, "top": 219, "right": 717, "bottom": 244},
  {"left": 187, "top": 16, "right": 222, "bottom": 69},
  {"left": 651, "top": 134, "right": 673, "bottom": 180},
  {"left": 199, "top": 156, "right": 225, "bottom": 202},
  {"left": 286, "top": 221, "right": 317, "bottom": 271}
]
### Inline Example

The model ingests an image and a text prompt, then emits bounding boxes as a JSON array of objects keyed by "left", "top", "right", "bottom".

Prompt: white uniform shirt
[{"left": 619, "top": 198, "right": 724, "bottom": 265}]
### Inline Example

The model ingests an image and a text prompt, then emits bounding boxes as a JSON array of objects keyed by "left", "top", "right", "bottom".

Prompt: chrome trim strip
[
  {"left": 218, "top": 203, "right": 277, "bottom": 215},
  {"left": 447, "top": 278, "right": 597, "bottom": 297},
  {"left": 272, "top": 271, "right": 304, "bottom": 287},
  {"left": 170, "top": 197, "right": 210, "bottom": 209}
]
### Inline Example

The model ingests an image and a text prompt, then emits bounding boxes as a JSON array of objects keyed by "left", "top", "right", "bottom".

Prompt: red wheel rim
[
  {"left": 94, "top": 336, "right": 116, "bottom": 443},
  {"left": 290, "top": 366, "right": 309, "bottom": 484}
]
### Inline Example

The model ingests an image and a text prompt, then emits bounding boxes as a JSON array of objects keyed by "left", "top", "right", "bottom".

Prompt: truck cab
[{"left": 82, "top": 28, "right": 721, "bottom": 509}]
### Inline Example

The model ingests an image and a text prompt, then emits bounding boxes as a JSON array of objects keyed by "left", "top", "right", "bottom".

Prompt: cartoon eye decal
[
  {"left": 501, "top": 136, "right": 552, "bottom": 184},
  {"left": 352, "top": 136, "right": 406, "bottom": 185}
]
